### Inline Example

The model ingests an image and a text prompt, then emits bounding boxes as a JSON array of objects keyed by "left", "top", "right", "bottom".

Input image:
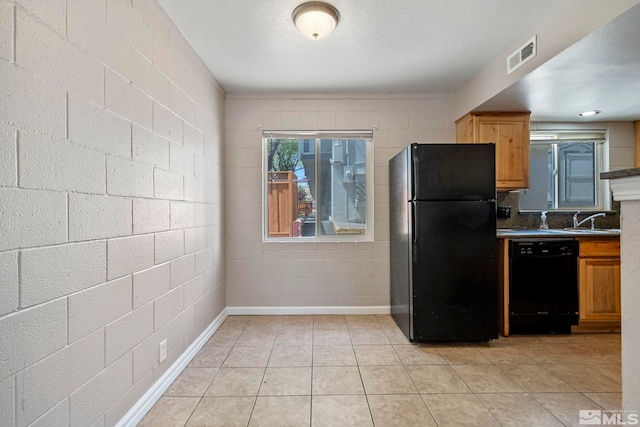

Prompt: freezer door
[
  {"left": 411, "top": 201, "right": 498, "bottom": 341},
  {"left": 411, "top": 143, "right": 495, "bottom": 201}
]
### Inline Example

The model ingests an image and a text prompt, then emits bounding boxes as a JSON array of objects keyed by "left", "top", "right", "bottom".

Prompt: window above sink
[{"left": 519, "top": 130, "right": 608, "bottom": 212}]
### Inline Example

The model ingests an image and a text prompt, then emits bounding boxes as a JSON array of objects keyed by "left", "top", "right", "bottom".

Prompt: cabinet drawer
[{"left": 579, "top": 239, "right": 620, "bottom": 257}]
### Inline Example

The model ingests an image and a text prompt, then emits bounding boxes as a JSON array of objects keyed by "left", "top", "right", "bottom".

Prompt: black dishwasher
[{"left": 509, "top": 239, "right": 579, "bottom": 334}]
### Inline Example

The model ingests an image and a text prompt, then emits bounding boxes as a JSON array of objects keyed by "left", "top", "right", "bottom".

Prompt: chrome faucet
[{"left": 574, "top": 212, "right": 606, "bottom": 229}]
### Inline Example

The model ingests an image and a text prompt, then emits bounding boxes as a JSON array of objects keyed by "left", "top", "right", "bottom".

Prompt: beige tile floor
[{"left": 139, "top": 315, "right": 621, "bottom": 426}]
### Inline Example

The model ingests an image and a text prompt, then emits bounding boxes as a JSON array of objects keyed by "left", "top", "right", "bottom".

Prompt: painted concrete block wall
[
  {"left": 224, "top": 94, "right": 455, "bottom": 308},
  {"left": 0, "top": 0, "right": 225, "bottom": 426}
]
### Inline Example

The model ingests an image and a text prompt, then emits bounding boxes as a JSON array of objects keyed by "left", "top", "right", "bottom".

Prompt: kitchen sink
[
  {"left": 497, "top": 229, "right": 567, "bottom": 237},
  {"left": 498, "top": 229, "right": 565, "bottom": 233},
  {"left": 497, "top": 228, "right": 620, "bottom": 237},
  {"left": 562, "top": 228, "right": 621, "bottom": 235}
]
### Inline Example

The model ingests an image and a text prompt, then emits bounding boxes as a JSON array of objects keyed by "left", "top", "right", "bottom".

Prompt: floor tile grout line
[
  {"left": 310, "top": 348, "right": 315, "bottom": 426},
  {"left": 400, "top": 354, "right": 441, "bottom": 425},
  {"left": 471, "top": 392, "right": 507, "bottom": 427},
  {"left": 243, "top": 319, "right": 269, "bottom": 427},
  {"left": 527, "top": 391, "right": 570, "bottom": 427},
  {"left": 491, "top": 358, "right": 580, "bottom": 394},
  {"left": 355, "top": 353, "right": 376, "bottom": 426},
  {"left": 180, "top": 395, "right": 204, "bottom": 427}
]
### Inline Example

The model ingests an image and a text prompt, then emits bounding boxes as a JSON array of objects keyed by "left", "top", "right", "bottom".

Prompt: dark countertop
[
  {"left": 601, "top": 168, "right": 640, "bottom": 180},
  {"left": 497, "top": 228, "right": 621, "bottom": 238}
]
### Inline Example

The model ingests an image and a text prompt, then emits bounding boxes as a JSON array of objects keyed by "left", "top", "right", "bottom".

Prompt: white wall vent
[{"left": 507, "top": 35, "right": 537, "bottom": 75}]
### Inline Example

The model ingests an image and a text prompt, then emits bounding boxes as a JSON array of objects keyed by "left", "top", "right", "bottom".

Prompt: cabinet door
[
  {"left": 579, "top": 257, "right": 621, "bottom": 321},
  {"left": 476, "top": 116, "right": 529, "bottom": 190}
]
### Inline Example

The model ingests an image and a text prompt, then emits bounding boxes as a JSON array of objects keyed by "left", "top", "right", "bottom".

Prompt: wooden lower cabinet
[{"left": 577, "top": 238, "right": 621, "bottom": 327}]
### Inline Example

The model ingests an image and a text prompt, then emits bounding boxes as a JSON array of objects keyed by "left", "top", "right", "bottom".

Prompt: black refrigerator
[{"left": 389, "top": 143, "right": 498, "bottom": 342}]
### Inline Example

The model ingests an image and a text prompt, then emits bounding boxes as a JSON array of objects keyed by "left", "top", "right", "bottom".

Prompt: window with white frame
[
  {"left": 263, "top": 131, "right": 373, "bottom": 241},
  {"left": 519, "top": 131, "right": 607, "bottom": 211}
]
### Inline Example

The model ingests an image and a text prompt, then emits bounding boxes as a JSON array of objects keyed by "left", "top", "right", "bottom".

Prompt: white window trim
[
  {"left": 521, "top": 130, "right": 610, "bottom": 212},
  {"left": 262, "top": 131, "right": 374, "bottom": 242}
]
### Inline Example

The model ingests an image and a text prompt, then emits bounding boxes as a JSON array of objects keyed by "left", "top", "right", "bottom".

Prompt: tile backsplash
[{"left": 496, "top": 191, "right": 620, "bottom": 229}]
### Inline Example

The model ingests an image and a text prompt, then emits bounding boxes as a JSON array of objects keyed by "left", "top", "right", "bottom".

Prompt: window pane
[
  {"left": 558, "top": 142, "right": 595, "bottom": 208},
  {"left": 519, "top": 140, "right": 598, "bottom": 210},
  {"left": 318, "top": 139, "right": 367, "bottom": 235},
  {"left": 519, "top": 144, "right": 553, "bottom": 210},
  {"left": 266, "top": 138, "right": 315, "bottom": 238}
]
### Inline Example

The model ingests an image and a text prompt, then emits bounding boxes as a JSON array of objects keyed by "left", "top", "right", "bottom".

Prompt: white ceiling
[
  {"left": 155, "top": 0, "right": 640, "bottom": 122},
  {"left": 476, "top": 2, "right": 640, "bottom": 122}
]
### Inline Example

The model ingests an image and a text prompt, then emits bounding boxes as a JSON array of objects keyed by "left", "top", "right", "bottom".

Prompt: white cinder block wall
[
  {"left": 224, "top": 94, "right": 455, "bottom": 310},
  {"left": 0, "top": 0, "right": 225, "bottom": 426}
]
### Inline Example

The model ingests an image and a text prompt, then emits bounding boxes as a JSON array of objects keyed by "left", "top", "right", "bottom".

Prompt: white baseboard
[
  {"left": 116, "top": 308, "right": 229, "bottom": 427},
  {"left": 227, "top": 306, "right": 391, "bottom": 315}
]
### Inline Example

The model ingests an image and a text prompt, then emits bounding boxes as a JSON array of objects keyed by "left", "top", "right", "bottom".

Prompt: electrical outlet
[
  {"left": 159, "top": 339, "right": 167, "bottom": 363},
  {"left": 497, "top": 206, "right": 511, "bottom": 219}
]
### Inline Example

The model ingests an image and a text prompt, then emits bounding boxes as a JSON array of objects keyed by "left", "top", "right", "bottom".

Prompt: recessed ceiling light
[{"left": 579, "top": 110, "right": 601, "bottom": 117}]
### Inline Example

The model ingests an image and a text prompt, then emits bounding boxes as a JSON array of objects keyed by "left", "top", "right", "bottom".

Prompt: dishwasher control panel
[{"left": 510, "top": 240, "right": 579, "bottom": 258}]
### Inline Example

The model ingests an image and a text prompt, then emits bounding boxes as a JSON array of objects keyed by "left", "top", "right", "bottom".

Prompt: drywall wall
[
  {"left": 224, "top": 93, "right": 455, "bottom": 310},
  {"left": 0, "top": 0, "right": 225, "bottom": 425},
  {"left": 454, "top": 0, "right": 640, "bottom": 120},
  {"left": 606, "top": 177, "right": 640, "bottom": 414},
  {"left": 620, "top": 199, "right": 640, "bottom": 412}
]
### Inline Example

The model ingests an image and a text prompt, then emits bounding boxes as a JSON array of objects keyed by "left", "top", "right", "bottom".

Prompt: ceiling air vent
[{"left": 507, "top": 35, "right": 537, "bottom": 75}]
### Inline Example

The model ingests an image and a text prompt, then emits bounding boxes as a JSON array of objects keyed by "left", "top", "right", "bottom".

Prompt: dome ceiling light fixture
[{"left": 292, "top": 1, "right": 340, "bottom": 40}]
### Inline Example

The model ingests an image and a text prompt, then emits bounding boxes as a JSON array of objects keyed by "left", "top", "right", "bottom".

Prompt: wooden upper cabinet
[{"left": 456, "top": 112, "right": 531, "bottom": 191}]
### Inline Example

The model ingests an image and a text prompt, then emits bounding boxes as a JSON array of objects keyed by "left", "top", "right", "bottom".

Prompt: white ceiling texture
[{"left": 155, "top": 0, "right": 640, "bottom": 122}]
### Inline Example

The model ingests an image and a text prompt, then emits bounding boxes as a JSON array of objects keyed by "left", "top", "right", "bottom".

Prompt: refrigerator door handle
[
  {"left": 412, "top": 202, "right": 418, "bottom": 263},
  {"left": 411, "top": 144, "right": 418, "bottom": 200}
]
